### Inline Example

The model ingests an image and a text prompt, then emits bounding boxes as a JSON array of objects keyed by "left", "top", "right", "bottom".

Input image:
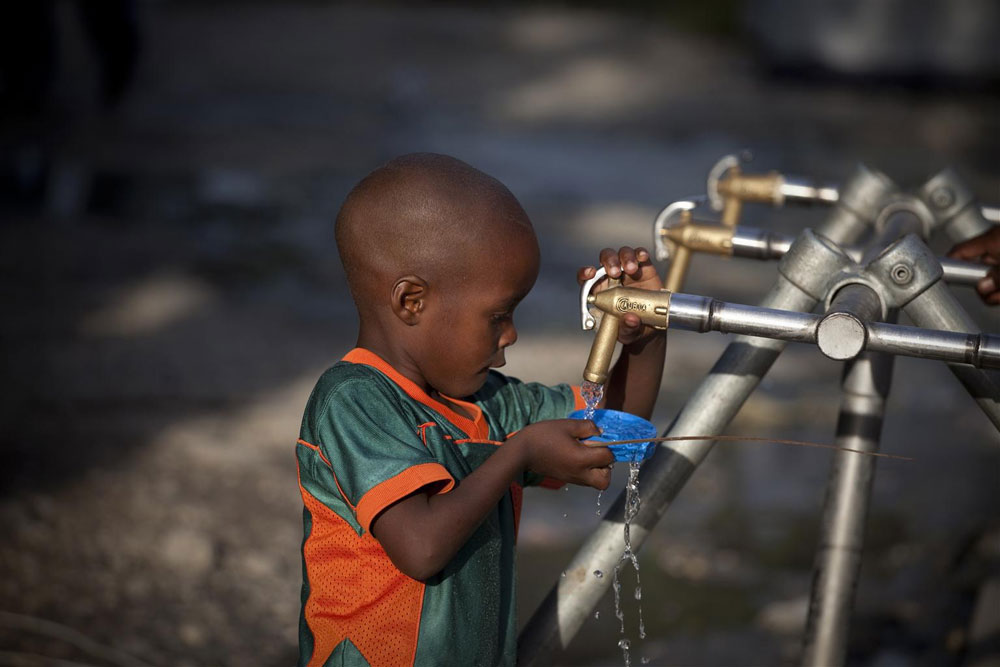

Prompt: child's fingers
[
  {"left": 617, "top": 246, "right": 640, "bottom": 277},
  {"left": 585, "top": 465, "right": 613, "bottom": 490},
  {"left": 977, "top": 267, "right": 1000, "bottom": 304},
  {"left": 617, "top": 313, "right": 643, "bottom": 343},
  {"left": 564, "top": 418, "right": 601, "bottom": 440},
  {"left": 599, "top": 247, "right": 623, "bottom": 278},
  {"left": 576, "top": 265, "right": 598, "bottom": 286},
  {"left": 947, "top": 228, "right": 1000, "bottom": 261}
]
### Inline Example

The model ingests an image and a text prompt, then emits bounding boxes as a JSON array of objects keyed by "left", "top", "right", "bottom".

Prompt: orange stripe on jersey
[
  {"left": 342, "top": 348, "right": 490, "bottom": 440},
  {"left": 298, "top": 463, "right": 426, "bottom": 667},
  {"left": 297, "top": 438, "right": 333, "bottom": 468},
  {"left": 297, "top": 439, "right": 357, "bottom": 513},
  {"left": 356, "top": 463, "right": 455, "bottom": 534}
]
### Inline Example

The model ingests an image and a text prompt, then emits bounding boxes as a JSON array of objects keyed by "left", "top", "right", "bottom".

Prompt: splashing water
[
  {"left": 581, "top": 380, "right": 606, "bottom": 516},
  {"left": 618, "top": 639, "right": 631, "bottom": 667},
  {"left": 581, "top": 380, "right": 604, "bottom": 421},
  {"left": 611, "top": 461, "right": 645, "bottom": 666}
]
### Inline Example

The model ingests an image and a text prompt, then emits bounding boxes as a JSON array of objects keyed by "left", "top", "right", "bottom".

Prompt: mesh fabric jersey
[{"left": 295, "top": 348, "right": 584, "bottom": 667}]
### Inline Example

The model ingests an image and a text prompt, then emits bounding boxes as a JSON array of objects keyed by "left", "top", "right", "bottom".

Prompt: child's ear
[{"left": 391, "top": 275, "right": 429, "bottom": 325}]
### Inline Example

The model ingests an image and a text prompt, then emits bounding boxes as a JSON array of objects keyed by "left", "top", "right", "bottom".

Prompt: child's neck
[
  {"left": 429, "top": 390, "right": 474, "bottom": 420},
  {"left": 355, "top": 337, "right": 474, "bottom": 419}
]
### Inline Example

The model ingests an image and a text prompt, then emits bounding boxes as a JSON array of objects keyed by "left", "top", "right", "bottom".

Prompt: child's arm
[
  {"left": 371, "top": 419, "right": 613, "bottom": 581},
  {"left": 577, "top": 246, "right": 667, "bottom": 420}
]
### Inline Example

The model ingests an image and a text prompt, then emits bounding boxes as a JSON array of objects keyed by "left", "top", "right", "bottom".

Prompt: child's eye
[{"left": 491, "top": 312, "right": 512, "bottom": 323}]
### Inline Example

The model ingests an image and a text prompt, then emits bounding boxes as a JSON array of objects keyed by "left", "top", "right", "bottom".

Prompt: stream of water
[{"left": 611, "top": 460, "right": 645, "bottom": 666}]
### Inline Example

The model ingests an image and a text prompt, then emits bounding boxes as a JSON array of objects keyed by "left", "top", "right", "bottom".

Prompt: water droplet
[
  {"left": 634, "top": 587, "right": 642, "bottom": 601},
  {"left": 560, "top": 571, "right": 566, "bottom": 578},
  {"left": 593, "top": 570, "right": 603, "bottom": 578},
  {"left": 562, "top": 513, "right": 568, "bottom": 518},
  {"left": 641, "top": 658, "right": 650, "bottom": 665},
  {"left": 594, "top": 611, "right": 600, "bottom": 620},
  {"left": 618, "top": 638, "right": 630, "bottom": 650}
]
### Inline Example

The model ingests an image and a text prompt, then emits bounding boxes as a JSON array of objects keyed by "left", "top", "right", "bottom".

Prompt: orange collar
[{"left": 342, "top": 348, "right": 489, "bottom": 441}]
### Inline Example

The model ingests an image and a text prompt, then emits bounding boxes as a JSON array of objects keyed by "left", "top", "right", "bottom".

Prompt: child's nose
[{"left": 499, "top": 320, "right": 518, "bottom": 348}]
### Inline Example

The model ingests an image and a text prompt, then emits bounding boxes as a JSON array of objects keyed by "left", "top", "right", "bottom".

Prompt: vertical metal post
[{"left": 801, "top": 351, "right": 895, "bottom": 666}]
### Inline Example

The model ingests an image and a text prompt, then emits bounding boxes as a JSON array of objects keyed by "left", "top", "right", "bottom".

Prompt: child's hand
[
  {"left": 510, "top": 419, "right": 614, "bottom": 490},
  {"left": 577, "top": 246, "right": 664, "bottom": 345},
  {"left": 948, "top": 227, "right": 1000, "bottom": 305}
]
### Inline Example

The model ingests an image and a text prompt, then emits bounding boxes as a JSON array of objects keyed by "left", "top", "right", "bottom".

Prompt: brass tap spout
[
  {"left": 581, "top": 284, "right": 672, "bottom": 384},
  {"left": 716, "top": 164, "right": 784, "bottom": 226},
  {"left": 655, "top": 206, "right": 736, "bottom": 293},
  {"left": 583, "top": 311, "right": 620, "bottom": 385}
]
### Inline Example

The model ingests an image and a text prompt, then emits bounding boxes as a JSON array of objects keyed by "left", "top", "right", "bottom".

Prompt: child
[{"left": 295, "top": 153, "right": 666, "bottom": 667}]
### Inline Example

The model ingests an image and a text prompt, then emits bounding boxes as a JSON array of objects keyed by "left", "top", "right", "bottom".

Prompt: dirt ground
[{"left": 1, "top": 2, "right": 998, "bottom": 666}]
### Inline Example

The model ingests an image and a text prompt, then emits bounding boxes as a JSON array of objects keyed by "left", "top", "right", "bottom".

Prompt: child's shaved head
[{"left": 335, "top": 153, "right": 536, "bottom": 312}]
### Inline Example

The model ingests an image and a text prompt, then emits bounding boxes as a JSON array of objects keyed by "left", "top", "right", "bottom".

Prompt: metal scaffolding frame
[{"left": 518, "top": 163, "right": 999, "bottom": 666}]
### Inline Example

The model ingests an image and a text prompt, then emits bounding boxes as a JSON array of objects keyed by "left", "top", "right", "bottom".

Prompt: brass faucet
[
  {"left": 580, "top": 267, "right": 671, "bottom": 385},
  {"left": 653, "top": 199, "right": 736, "bottom": 294},
  {"left": 707, "top": 153, "right": 838, "bottom": 227}
]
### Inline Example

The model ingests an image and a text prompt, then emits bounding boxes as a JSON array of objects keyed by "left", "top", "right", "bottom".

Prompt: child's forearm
[
  {"left": 370, "top": 440, "right": 528, "bottom": 581},
  {"left": 371, "top": 418, "right": 612, "bottom": 581},
  {"left": 602, "top": 329, "right": 666, "bottom": 419}
]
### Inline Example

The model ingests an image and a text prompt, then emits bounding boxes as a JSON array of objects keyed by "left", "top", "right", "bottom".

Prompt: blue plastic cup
[{"left": 568, "top": 408, "right": 658, "bottom": 462}]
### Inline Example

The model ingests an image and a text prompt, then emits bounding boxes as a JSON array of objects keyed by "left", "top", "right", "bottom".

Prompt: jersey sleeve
[
  {"left": 479, "top": 372, "right": 586, "bottom": 435},
  {"left": 476, "top": 373, "right": 587, "bottom": 488},
  {"left": 299, "top": 377, "right": 455, "bottom": 534}
]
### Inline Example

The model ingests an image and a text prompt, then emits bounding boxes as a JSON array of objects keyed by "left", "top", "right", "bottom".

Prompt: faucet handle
[
  {"left": 652, "top": 198, "right": 701, "bottom": 262},
  {"left": 581, "top": 266, "right": 608, "bottom": 330},
  {"left": 579, "top": 266, "right": 626, "bottom": 330}
]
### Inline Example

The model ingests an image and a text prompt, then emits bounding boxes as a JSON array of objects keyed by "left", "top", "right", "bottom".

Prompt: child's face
[{"left": 417, "top": 228, "right": 540, "bottom": 398}]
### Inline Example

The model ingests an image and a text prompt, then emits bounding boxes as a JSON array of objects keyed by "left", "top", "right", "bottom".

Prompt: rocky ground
[{"left": 1, "top": 2, "right": 998, "bottom": 666}]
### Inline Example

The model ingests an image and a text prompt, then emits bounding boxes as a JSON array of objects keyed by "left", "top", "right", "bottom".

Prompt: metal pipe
[
  {"left": 903, "top": 281, "right": 1000, "bottom": 429},
  {"left": 731, "top": 227, "right": 794, "bottom": 260},
  {"left": 668, "top": 293, "right": 818, "bottom": 342},
  {"left": 918, "top": 168, "right": 994, "bottom": 243},
  {"left": 731, "top": 228, "right": 990, "bottom": 287},
  {"left": 940, "top": 258, "right": 991, "bottom": 286},
  {"left": 780, "top": 177, "right": 840, "bottom": 206},
  {"left": 758, "top": 170, "right": 998, "bottom": 227},
  {"left": 816, "top": 284, "right": 883, "bottom": 361},
  {"left": 865, "top": 323, "right": 1000, "bottom": 369},
  {"left": 802, "top": 351, "right": 895, "bottom": 666},
  {"left": 595, "top": 286, "right": 1000, "bottom": 370}
]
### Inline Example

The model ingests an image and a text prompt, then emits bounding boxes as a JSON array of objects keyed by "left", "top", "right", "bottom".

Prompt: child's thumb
[{"left": 566, "top": 418, "right": 601, "bottom": 439}]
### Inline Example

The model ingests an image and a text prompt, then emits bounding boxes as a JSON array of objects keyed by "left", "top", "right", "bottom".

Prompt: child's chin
[{"left": 452, "top": 373, "right": 489, "bottom": 398}]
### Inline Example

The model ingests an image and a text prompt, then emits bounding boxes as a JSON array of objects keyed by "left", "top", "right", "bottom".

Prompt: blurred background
[{"left": 1, "top": 1, "right": 998, "bottom": 665}]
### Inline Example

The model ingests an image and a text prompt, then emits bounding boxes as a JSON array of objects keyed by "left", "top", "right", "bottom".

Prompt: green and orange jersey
[{"left": 295, "top": 348, "right": 585, "bottom": 667}]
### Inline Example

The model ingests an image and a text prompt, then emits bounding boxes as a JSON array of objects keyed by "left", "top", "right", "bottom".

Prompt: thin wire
[{"left": 581, "top": 434, "right": 913, "bottom": 461}]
